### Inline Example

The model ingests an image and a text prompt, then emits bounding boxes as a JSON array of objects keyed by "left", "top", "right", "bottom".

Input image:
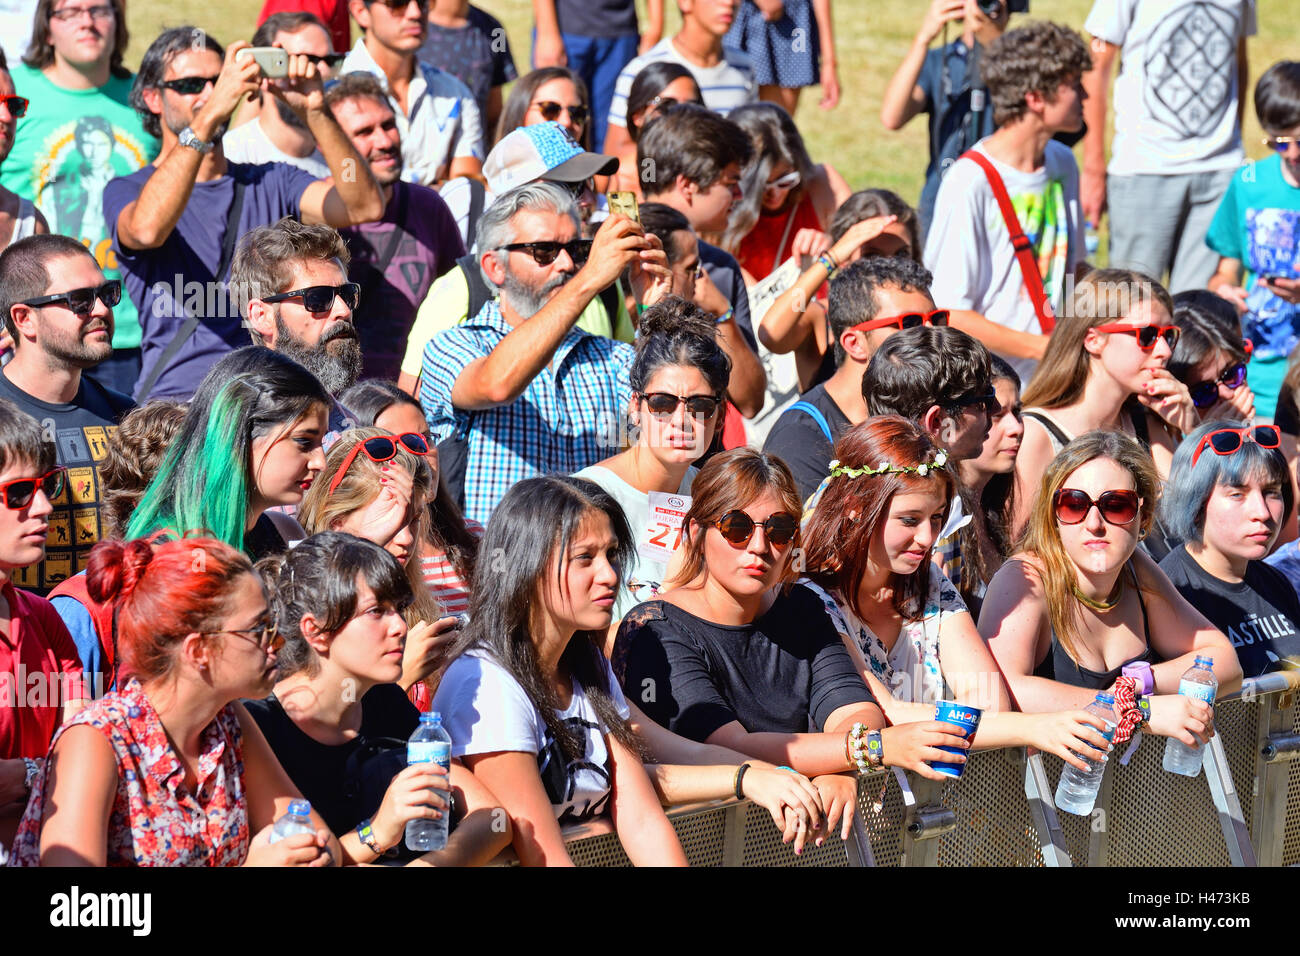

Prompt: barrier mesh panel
[
  {"left": 1286, "top": 701, "right": 1300, "bottom": 866},
  {"left": 739, "top": 800, "right": 851, "bottom": 867},
  {"left": 1216, "top": 696, "right": 1259, "bottom": 839},
  {"left": 564, "top": 804, "right": 730, "bottom": 867},
  {"left": 936, "top": 749, "right": 1045, "bottom": 866},
  {"left": 858, "top": 770, "right": 905, "bottom": 866}
]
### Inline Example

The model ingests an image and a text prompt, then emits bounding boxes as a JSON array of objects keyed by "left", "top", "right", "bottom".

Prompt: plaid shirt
[{"left": 420, "top": 300, "right": 634, "bottom": 524}]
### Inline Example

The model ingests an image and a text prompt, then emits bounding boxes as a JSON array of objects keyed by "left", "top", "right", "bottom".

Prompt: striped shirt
[
  {"left": 421, "top": 519, "right": 483, "bottom": 616},
  {"left": 608, "top": 37, "right": 756, "bottom": 129},
  {"left": 419, "top": 300, "right": 634, "bottom": 524}
]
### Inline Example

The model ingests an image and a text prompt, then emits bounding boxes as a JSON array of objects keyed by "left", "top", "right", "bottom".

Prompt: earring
[{"left": 627, "top": 411, "right": 641, "bottom": 445}]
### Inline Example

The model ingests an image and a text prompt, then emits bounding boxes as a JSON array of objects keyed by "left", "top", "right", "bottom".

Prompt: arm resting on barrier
[
  {"left": 462, "top": 750, "right": 576, "bottom": 867},
  {"left": 607, "top": 733, "right": 689, "bottom": 866}
]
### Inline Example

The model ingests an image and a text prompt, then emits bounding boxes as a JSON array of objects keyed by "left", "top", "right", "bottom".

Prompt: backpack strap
[
  {"left": 959, "top": 149, "right": 1055, "bottom": 334},
  {"left": 48, "top": 574, "right": 117, "bottom": 681},
  {"left": 789, "top": 400, "right": 833, "bottom": 443},
  {"left": 458, "top": 252, "right": 490, "bottom": 322}
]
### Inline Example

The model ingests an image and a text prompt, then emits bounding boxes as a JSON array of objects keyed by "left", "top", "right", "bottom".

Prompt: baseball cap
[{"left": 483, "top": 122, "right": 619, "bottom": 194}]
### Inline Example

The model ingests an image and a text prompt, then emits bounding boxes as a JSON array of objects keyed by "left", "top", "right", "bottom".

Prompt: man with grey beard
[
  {"left": 418, "top": 180, "right": 669, "bottom": 524},
  {"left": 231, "top": 217, "right": 363, "bottom": 436}
]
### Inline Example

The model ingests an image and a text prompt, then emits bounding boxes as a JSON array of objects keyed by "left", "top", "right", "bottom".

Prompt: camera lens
[{"left": 977, "top": 0, "right": 1002, "bottom": 14}]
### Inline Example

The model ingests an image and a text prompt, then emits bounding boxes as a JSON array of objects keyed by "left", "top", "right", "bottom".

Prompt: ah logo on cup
[{"left": 667, "top": 496, "right": 685, "bottom": 509}]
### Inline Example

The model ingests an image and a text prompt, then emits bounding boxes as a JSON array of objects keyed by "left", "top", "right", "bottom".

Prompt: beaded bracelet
[
  {"left": 846, "top": 722, "right": 872, "bottom": 775},
  {"left": 816, "top": 252, "right": 837, "bottom": 277},
  {"left": 714, "top": 308, "right": 734, "bottom": 325}
]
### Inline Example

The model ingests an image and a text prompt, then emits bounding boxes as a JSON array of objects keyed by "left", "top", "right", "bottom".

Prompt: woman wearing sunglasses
[
  {"left": 1156, "top": 422, "right": 1300, "bottom": 678},
  {"left": 1167, "top": 298, "right": 1256, "bottom": 425},
  {"left": 126, "top": 347, "right": 330, "bottom": 561},
  {"left": 495, "top": 67, "right": 592, "bottom": 149},
  {"left": 299, "top": 427, "right": 457, "bottom": 708},
  {"left": 11, "top": 536, "right": 341, "bottom": 867},
  {"left": 575, "top": 298, "right": 728, "bottom": 628},
  {"left": 608, "top": 62, "right": 704, "bottom": 198},
  {"left": 799, "top": 417, "right": 1112, "bottom": 772},
  {"left": 617, "top": 447, "right": 976, "bottom": 841},
  {"left": 248, "top": 533, "right": 510, "bottom": 865},
  {"left": 723, "top": 103, "right": 850, "bottom": 286},
  {"left": 980, "top": 431, "right": 1241, "bottom": 747},
  {"left": 433, "top": 475, "right": 688, "bottom": 866},
  {"left": 1013, "top": 269, "right": 1196, "bottom": 538}
]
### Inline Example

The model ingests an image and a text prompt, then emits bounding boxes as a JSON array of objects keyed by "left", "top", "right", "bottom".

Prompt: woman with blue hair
[{"left": 1158, "top": 421, "right": 1300, "bottom": 678}]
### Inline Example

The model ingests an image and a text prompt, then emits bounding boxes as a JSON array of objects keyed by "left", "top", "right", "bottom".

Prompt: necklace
[{"left": 1072, "top": 576, "right": 1124, "bottom": 612}]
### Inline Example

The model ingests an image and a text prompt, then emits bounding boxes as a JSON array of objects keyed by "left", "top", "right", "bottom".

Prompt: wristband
[
  {"left": 865, "top": 730, "right": 884, "bottom": 769},
  {"left": 355, "top": 818, "right": 383, "bottom": 856},
  {"left": 847, "top": 722, "right": 872, "bottom": 774},
  {"left": 714, "top": 308, "right": 734, "bottom": 325},
  {"left": 816, "top": 251, "right": 837, "bottom": 277},
  {"left": 733, "top": 762, "right": 752, "bottom": 800}
]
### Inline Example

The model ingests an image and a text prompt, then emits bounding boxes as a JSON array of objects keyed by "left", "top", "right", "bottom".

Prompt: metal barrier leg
[
  {"left": 1252, "top": 689, "right": 1295, "bottom": 866},
  {"left": 721, "top": 801, "right": 745, "bottom": 867},
  {"left": 1085, "top": 760, "right": 1114, "bottom": 868},
  {"left": 895, "top": 768, "right": 956, "bottom": 866},
  {"left": 845, "top": 806, "right": 876, "bottom": 867},
  {"left": 1203, "top": 732, "right": 1257, "bottom": 867},
  {"left": 1024, "top": 751, "right": 1073, "bottom": 867}
]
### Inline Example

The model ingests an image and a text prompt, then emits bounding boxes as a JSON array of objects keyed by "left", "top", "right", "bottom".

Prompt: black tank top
[{"left": 1031, "top": 561, "right": 1161, "bottom": 690}]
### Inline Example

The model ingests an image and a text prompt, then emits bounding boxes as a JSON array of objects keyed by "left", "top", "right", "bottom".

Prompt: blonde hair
[
  {"left": 299, "top": 427, "right": 441, "bottom": 625},
  {"left": 1021, "top": 268, "right": 1173, "bottom": 410},
  {"left": 1019, "top": 431, "right": 1159, "bottom": 664}
]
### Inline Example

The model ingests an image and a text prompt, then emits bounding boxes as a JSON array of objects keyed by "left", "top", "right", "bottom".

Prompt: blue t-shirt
[
  {"left": 1206, "top": 153, "right": 1300, "bottom": 418},
  {"left": 916, "top": 40, "right": 996, "bottom": 237},
  {"left": 103, "top": 161, "right": 318, "bottom": 400}
]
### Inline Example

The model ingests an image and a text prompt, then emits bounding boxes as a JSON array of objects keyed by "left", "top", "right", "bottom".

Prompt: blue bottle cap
[
  {"left": 288, "top": 799, "right": 311, "bottom": 816},
  {"left": 1194, "top": 655, "right": 1213, "bottom": 667},
  {"left": 420, "top": 711, "right": 441, "bottom": 723},
  {"left": 1095, "top": 692, "right": 1115, "bottom": 704}
]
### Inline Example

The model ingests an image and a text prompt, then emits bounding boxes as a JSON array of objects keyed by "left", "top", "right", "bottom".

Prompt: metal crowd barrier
[{"left": 521, "top": 672, "right": 1299, "bottom": 866}]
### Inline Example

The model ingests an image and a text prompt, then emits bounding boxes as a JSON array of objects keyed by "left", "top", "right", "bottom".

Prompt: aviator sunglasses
[
  {"left": 327, "top": 432, "right": 430, "bottom": 496},
  {"left": 708, "top": 510, "right": 798, "bottom": 548},
  {"left": 1191, "top": 425, "right": 1280, "bottom": 467},
  {"left": 0, "top": 467, "right": 65, "bottom": 510},
  {"left": 1093, "top": 323, "right": 1181, "bottom": 351},
  {"left": 1052, "top": 488, "right": 1140, "bottom": 526}
]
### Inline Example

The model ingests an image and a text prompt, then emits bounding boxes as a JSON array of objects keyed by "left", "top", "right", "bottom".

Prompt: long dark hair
[
  {"left": 626, "top": 61, "right": 701, "bottom": 141},
  {"left": 442, "top": 476, "right": 640, "bottom": 760},
  {"left": 339, "top": 380, "right": 479, "bottom": 582},
  {"left": 495, "top": 67, "right": 592, "bottom": 150}
]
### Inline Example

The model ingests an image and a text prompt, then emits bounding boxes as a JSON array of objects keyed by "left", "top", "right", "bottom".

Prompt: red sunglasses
[
  {"left": 1191, "top": 425, "right": 1280, "bottom": 467},
  {"left": 851, "top": 309, "right": 950, "bottom": 335},
  {"left": 1053, "top": 488, "right": 1140, "bottom": 526},
  {"left": 0, "top": 95, "right": 29, "bottom": 118},
  {"left": 326, "top": 433, "right": 429, "bottom": 495},
  {"left": 0, "top": 467, "right": 65, "bottom": 510},
  {"left": 1093, "top": 323, "right": 1180, "bottom": 351}
]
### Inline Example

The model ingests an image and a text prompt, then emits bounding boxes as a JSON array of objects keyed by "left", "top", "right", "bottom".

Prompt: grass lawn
[{"left": 124, "top": 0, "right": 1299, "bottom": 258}]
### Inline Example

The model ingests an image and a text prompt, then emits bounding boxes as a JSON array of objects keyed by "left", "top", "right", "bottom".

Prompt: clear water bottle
[
  {"left": 1163, "top": 656, "right": 1217, "bottom": 777},
  {"left": 406, "top": 711, "right": 452, "bottom": 852},
  {"left": 1054, "top": 692, "right": 1117, "bottom": 816},
  {"left": 268, "top": 799, "right": 316, "bottom": 844}
]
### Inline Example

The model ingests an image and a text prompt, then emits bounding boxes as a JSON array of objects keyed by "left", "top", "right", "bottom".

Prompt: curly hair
[
  {"left": 100, "top": 400, "right": 188, "bottom": 540},
  {"left": 982, "top": 21, "right": 1092, "bottom": 127}
]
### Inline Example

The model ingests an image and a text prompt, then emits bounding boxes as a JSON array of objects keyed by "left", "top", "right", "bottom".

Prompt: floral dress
[
  {"left": 800, "top": 566, "right": 968, "bottom": 707},
  {"left": 9, "top": 678, "right": 250, "bottom": 866}
]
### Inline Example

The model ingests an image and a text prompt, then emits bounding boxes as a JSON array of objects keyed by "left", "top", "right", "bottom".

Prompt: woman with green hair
[{"left": 126, "top": 347, "right": 332, "bottom": 559}]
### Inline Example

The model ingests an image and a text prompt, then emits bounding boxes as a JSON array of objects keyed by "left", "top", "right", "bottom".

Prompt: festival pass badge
[{"left": 638, "top": 492, "right": 691, "bottom": 564}]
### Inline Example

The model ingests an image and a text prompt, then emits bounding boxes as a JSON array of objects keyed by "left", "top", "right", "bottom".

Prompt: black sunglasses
[
  {"left": 532, "top": 100, "right": 589, "bottom": 127},
  {"left": 261, "top": 283, "right": 361, "bottom": 313},
  {"left": 496, "top": 240, "right": 592, "bottom": 266},
  {"left": 710, "top": 510, "right": 799, "bottom": 548},
  {"left": 1187, "top": 362, "right": 1248, "bottom": 408},
  {"left": 952, "top": 388, "right": 999, "bottom": 413},
  {"left": 641, "top": 392, "right": 721, "bottom": 419},
  {"left": 1, "top": 95, "right": 29, "bottom": 118},
  {"left": 367, "top": 0, "right": 429, "bottom": 9},
  {"left": 21, "top": 280, "right": 121, "bottom": 314},
  {"left": 303, "top": 52, "right": 347, "bottom": 69},
  {"left": 159, "top": 75, "right": 220, "bottom": 95},
  {"left": 0, "top": 467, "right": 65, "bottom": 510},
  {"left": 1053, "top": 488, "right": 1140, "bottom": 526}
]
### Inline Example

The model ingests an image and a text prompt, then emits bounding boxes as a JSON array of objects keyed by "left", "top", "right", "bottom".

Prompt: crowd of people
[{"left": 0, "top": 0, "right": 1294, "bottom": 868}]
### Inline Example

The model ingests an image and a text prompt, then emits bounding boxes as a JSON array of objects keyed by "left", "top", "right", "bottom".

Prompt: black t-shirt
[
  {"left": 699, "top": 240, "right": 758, "bottom": 354},
  {"left": 554, "top": 0, "right": 637, "bottom": 38},
  {"left": 1159, "top": 545, "right": 1300, "bottom": 678},
  {"left": 243, "top": 683, "right": 421, "bottom": 840},
  {"left": 0, "top": 370, "right": 134, "bottom": 594},
  {"left": 762, "top": 382, "right": 851, "bottom": 504},
  {"left": 615, "top": 584, "right": 876, "bottom": 742},
  {"left": 1275, "top": 386, "right": 1298, "bottom": 436}
]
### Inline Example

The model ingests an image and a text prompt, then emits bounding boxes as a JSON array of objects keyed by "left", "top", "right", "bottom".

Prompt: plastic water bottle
[
  {"left": 1054, "top": 692, "right": 1117, "bottom": 816},
  {"left": 268, "top": 799, "right": 316, "bottom": 844},
  {"left": 406, "top": 711, "right": 452, "bottom": 852},
  {"left": 1163, "top": 656, "right": 1217, "bottom": 777}
]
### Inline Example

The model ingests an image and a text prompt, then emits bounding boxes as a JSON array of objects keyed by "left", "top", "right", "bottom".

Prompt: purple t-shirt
[
  {"left": 104, "top": 161, "right": 318, "bottom": 400},
  {"left": 341, "top": 181, "right": 465, "bottom": 382}
]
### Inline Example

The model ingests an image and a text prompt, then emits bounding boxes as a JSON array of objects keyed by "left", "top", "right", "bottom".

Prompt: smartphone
[
  {"left": 607, "top": 191, "right": 640, "bottom": 224},
  {"left": 236, "top": 47, "right": 289, "bottom": 79}
]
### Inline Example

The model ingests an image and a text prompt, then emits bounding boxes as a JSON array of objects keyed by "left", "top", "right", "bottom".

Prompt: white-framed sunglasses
[{"left": 764, "top": 170, "right": 801, "bottom": 194}]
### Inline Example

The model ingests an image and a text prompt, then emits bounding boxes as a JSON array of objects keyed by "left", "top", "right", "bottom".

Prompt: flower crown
[{"left": 828, "top": 450, "right": 949, "bottom": 479}]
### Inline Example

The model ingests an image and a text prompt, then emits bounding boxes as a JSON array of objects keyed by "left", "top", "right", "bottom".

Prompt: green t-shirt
[{"left": 0, "top": 64, "right": 160, "bottom": 349}]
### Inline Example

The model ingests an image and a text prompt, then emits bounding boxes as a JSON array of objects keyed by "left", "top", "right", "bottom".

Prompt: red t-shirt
[
  {"left": 0, "top": 582, "right": 87, "bottom": 759},
  {"left": 738, "top": 191, "right": 825, "bottom": 283},
  {"left": 258, "top": 0, "right": 351, "bottom": 56}
]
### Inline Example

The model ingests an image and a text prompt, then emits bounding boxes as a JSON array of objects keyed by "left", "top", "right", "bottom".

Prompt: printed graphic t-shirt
[
  {"left": 0, "top": 64, "right": 160, "bottom": 351},
  {"left": 1085, "top": 0, "right": 1256, "bottom": 175},
  {"left": 0, "top": 371, "right": 134, "bottom": 594},
  {"left": 923, "top": 138, "right": 1085, "bottom": 383},
  {"left": 434, "top": 649, "right": 631, "bottom": 824}
]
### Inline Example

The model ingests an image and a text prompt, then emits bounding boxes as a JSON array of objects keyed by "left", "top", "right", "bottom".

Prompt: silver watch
[{"left": 178, "top": 126, "right": 214, "bottom": 154}]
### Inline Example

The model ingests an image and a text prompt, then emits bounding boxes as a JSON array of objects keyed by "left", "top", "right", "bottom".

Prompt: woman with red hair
[{"left": 10, "top": 537, "right": 340, "bottom": 867}]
